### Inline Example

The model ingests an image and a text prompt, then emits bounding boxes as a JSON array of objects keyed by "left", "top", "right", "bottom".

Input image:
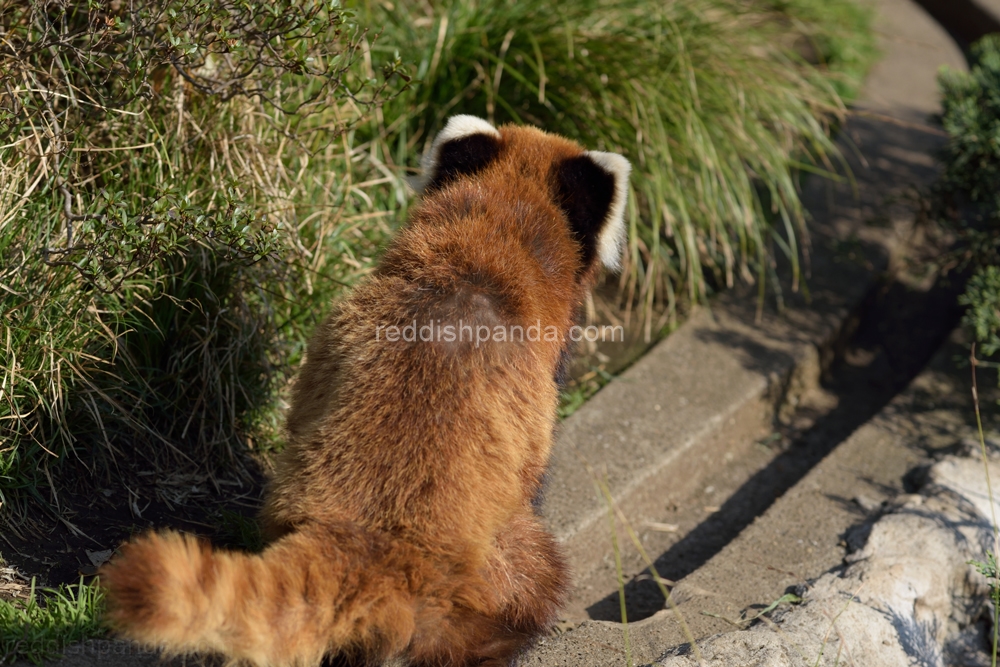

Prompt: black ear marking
[
  {"left": 414, "top": 115, "right": 503, "bottom": 194},
  {"left": 426, "top": 133, "right": 502, "bottom": 192},
  {"left": 553, "top": 155, "right": 617, "bottom": 270}
]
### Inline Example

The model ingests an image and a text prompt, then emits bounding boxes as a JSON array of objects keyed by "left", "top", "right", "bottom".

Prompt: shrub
[
  {"left": 0, "top": 0, "right": 406, "bottom": 526},
  {"left": 939, "top": 35, "right": 1000, "bottom": 214},
  {"left": 939, "top": 36, "right": 1000, "bottom": 384}
]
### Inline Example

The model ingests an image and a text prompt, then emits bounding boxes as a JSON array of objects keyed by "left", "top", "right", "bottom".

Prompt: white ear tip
[
  {"left": 586, "top": 151, "right": 632, "bottom": 178},
  {"left": 439, "top": 115, "right": 499, "bottom": 139},
  {"left": 585, "top": 151, "right": 631, "bottom": 271},
  {"left": 414, "top": 116, "right": 499, "bottom": 194}
]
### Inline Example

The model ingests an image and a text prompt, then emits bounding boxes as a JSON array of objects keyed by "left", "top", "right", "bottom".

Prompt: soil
[{"left": 1, "top": 457, "right": 268, "bottom": 589}]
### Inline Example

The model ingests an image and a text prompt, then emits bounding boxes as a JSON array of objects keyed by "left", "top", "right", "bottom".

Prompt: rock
[
  {"left": 654, "top": 457, "right": 994, "bottom": 666},
  {"left": 852, "top": 494, "right": 881, "bottom": 512}
]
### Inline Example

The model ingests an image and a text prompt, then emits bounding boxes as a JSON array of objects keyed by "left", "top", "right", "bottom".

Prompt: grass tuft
[{"left": 0, "top": 578, "right": 105, "bottom": 666}]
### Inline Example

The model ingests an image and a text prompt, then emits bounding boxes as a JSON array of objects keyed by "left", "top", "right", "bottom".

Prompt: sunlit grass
[
  {"left": 0, "top": 578, "right": 105, "bottom": 665},
  {"left": 0, "top": 0, "right": 408, "bottom": 528}
]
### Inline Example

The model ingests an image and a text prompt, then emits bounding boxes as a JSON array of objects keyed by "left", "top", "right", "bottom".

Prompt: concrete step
[
  {"left": 528, "top": 332, "right": 995, "bottom": 664},
  {"left": 543, "top": 0, "right": 965, "bottom": 625}
]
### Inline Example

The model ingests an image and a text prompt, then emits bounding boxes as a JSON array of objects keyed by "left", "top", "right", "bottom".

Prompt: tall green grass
[{"left": 360, "top": 0, "right": 873, "bottom": 332}]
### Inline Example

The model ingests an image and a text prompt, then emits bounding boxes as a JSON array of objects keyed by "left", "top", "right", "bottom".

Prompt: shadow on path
[{"left": 587, "top": 259, "right": 966, "bottom": 621}]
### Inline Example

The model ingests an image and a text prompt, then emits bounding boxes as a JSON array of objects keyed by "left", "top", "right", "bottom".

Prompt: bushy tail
[{"left": 100, "top": 524, "right": 430, "bottom": 667}]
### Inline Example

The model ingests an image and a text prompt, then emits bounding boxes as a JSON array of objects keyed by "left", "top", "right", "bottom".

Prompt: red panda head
[{"left": 411, "top": 115, "right": 631, "bottom": 279}]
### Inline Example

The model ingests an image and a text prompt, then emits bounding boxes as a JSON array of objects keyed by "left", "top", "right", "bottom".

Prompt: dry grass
[{"left": 0, "top": 0, "right": 408, "bottom": 528}]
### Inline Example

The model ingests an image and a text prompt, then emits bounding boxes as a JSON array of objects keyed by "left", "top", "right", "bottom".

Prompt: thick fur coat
[{"left": 101, "top": 116, "right": 631, "bottom": 667}]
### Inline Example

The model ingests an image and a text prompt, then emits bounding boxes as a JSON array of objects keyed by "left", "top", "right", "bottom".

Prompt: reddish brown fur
[{"left": 102, "top": 124, "right": 619, "bottom": 666}]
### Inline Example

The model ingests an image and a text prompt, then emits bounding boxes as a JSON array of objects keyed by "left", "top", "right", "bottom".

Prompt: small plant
[
  {"left": 971, "top": 552, "right": 1000, "bottom": 667},
  {"left": 216, "top": 509, "right": 265, "bottom": 553},
  {"left": 0, "top": 579, "right": 105, "bottom": 665},
  {"left": 967, "top": 347, "right": 1000, "bottom": 667},
  {"left": 939, "top": 35, "right": 1000, "bottom": 216},
  {"left": 588, "top": 468, "right": 706, "bottom": 666},
  {"left": 558, "top": 366, "right": 614, "bottom": 419},
  {"left": 961, "top": 266, "right": 1000, "bottom": 390}
]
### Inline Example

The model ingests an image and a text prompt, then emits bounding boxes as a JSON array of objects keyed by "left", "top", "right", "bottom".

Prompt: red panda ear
[
  {"left": 412, "top": 116, "right": 502, "bottom": 194},
  {"left": 553, "top": 151, "right": 631, "bottom": 272}
]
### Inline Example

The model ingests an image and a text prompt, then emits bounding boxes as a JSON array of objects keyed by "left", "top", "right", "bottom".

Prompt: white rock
[{"left": 655, "top": 456, "right": 993, "bottom": 666}]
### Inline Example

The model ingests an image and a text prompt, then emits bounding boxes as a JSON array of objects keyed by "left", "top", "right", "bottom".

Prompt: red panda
[{"left": 100, "top": 115, "right": 631, "bottom": 667}]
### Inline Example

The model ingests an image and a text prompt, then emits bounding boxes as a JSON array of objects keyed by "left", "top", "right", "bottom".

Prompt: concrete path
[
  {"left": 524, "top": 0, "right": 971, "bottom": 663},
  {"left": 527, "top": 325, "right": 994, "bottom": 664},
  {"left": 540, "top": 0, "right": 965, "bottom": 627},
  {"left": 656, "top": 451, "right": 997, "bottom": 666}
]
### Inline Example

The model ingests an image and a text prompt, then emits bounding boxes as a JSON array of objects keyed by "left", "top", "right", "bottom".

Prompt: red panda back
[{"left": 101, "top": 116, "right": 632, "bottom": 667}]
